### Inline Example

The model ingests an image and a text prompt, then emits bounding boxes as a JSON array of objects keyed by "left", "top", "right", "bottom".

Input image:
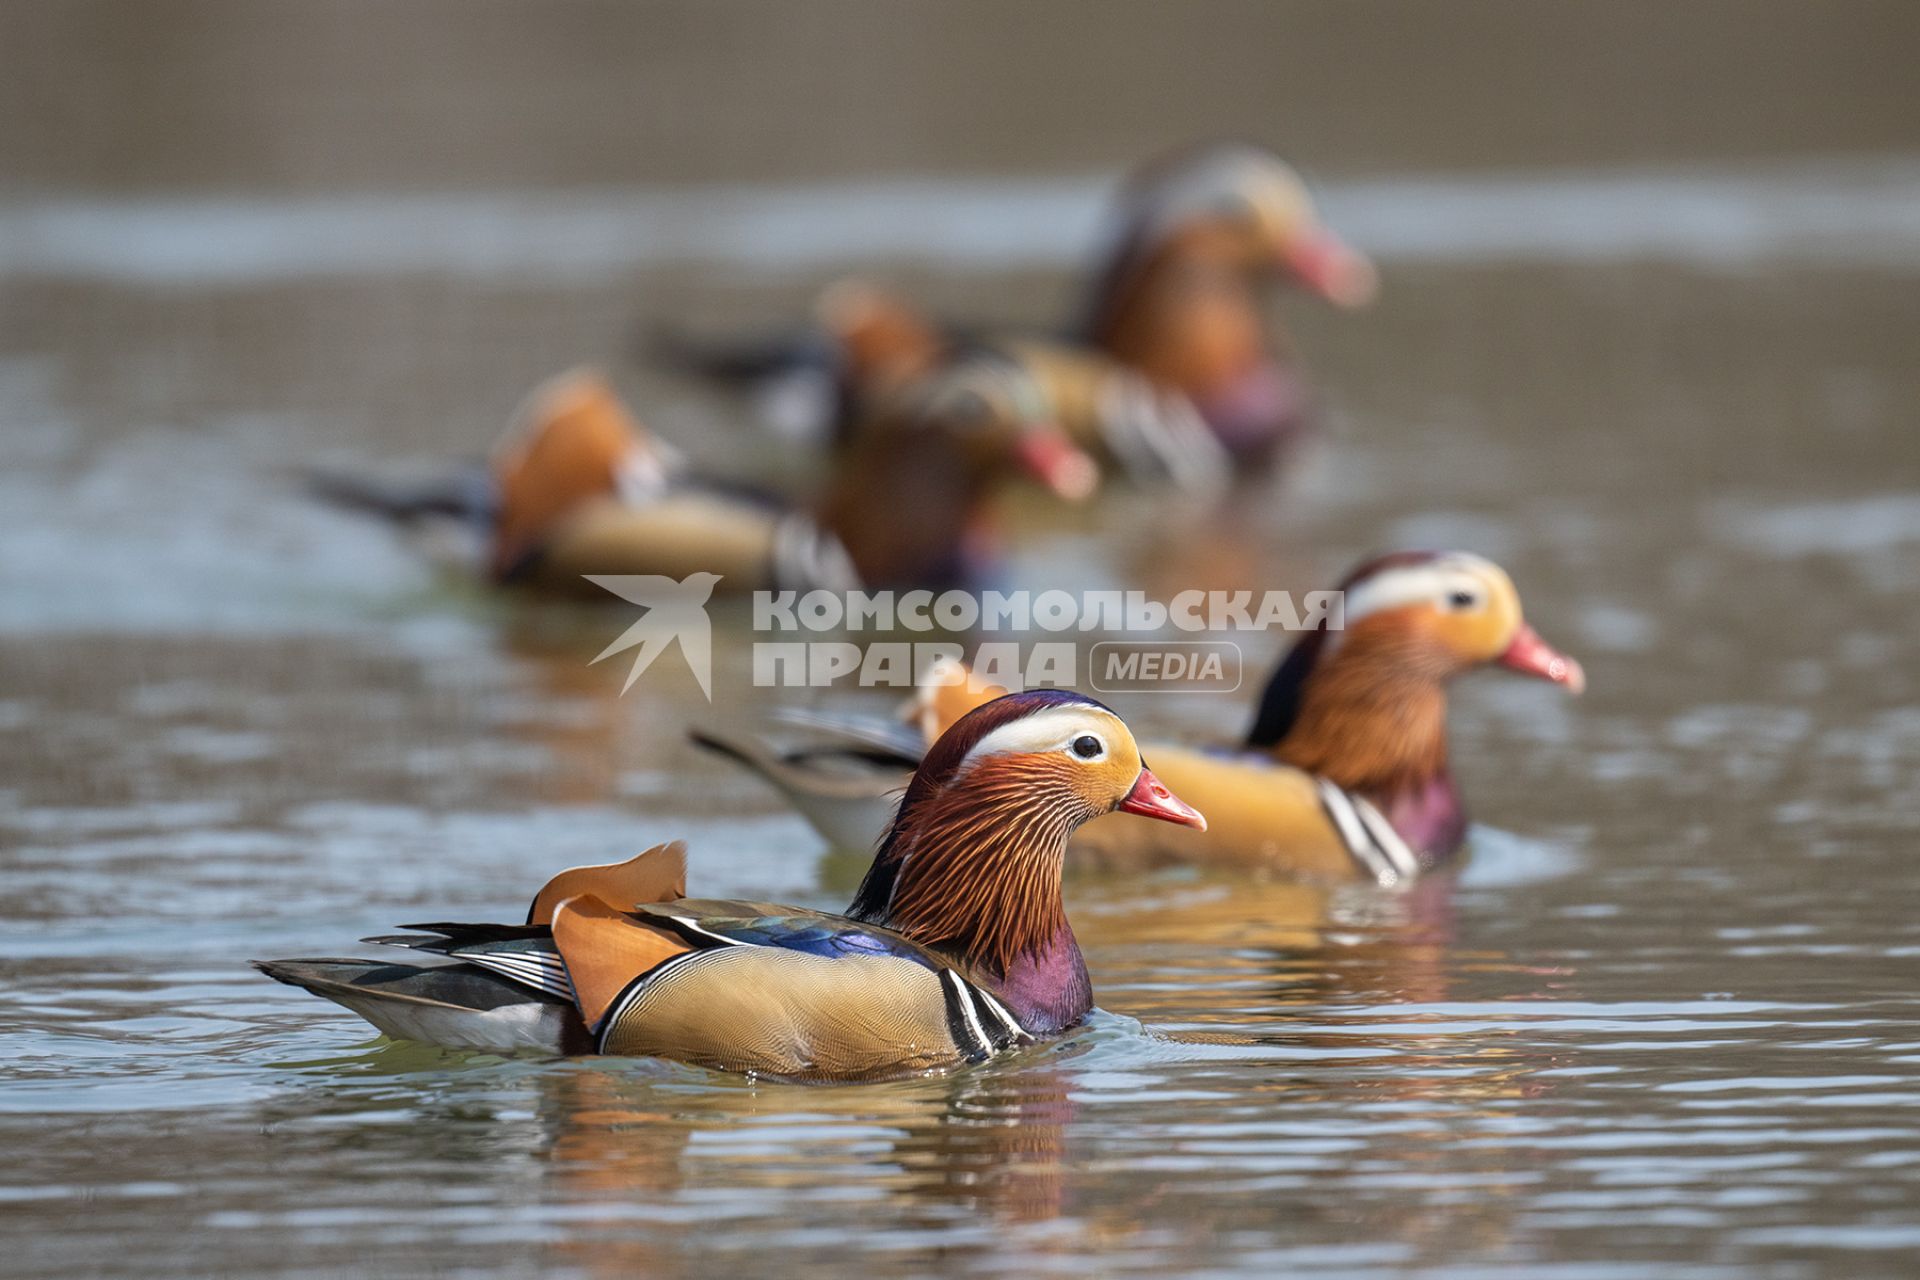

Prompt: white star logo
[{"left": 586, "top": 573, "right": 722, "bottom": 700}]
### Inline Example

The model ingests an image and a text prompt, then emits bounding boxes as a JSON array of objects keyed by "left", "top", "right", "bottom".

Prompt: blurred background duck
[
  {"left": 658, "top": 140, "right": 1374, "bottom": 478},
  {"left": 756, "top": 277, "right": 1232, "bottom": 493},
  {"left": 256, "top": 690, "right": 1205, "bottom": 1081},
  {"left": 694, "top": 551, "right": 1582, "bottom": 884},
  {"left": 1077, "top": 141, "right": 1377, "bottom": 467},
  {"left": 817, "top": 349, "right": 1100, "bottom": 588},
  {"left": 310, "top": 359, "right": 1098, "bottom": 596}
]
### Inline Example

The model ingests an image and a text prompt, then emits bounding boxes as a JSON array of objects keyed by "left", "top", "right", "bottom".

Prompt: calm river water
[{"left": 3, "top": 4, "right": 1919, "bottom": 1277}]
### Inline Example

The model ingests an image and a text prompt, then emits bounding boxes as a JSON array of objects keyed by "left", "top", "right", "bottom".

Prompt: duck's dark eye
[
  {"left": 1448, "top": 590, "right": 1478, "bottom": 610},
  {"left": 1071, "top": 735, "right": 1103, "bottom": 760}
]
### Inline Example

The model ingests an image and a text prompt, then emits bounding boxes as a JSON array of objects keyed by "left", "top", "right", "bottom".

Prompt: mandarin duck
[
  {"left": 665, "top": 277, "right": 1228, "bottom": 494},
  {"left": 648, "top": 277, "right": 947, "bottom": 449},
  {"left": 255, "top": 691, "right": 1205, "bottom": 1081},
  {"left": 815, "top": 280, "right": 1232, "bottom": 494},
  {"left": 1075, "top": 141, "right": 1375, "bottom": 467},
  {"left": 693, "top": 552, "right": 1583, "bottom": 884},
  {"left": 820, "top": 350, "right": 1099, "bottom": 588},
  {"left": 657, "top": 141, "right": 1371, "bottom": 475},
  {"left": 310, "top": 360, "right": 1096, "bottom": 596}
]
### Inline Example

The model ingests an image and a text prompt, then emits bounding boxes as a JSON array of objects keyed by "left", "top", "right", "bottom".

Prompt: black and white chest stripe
[
  {"left": 1314, "top": 778, "right": 1421, "bottom": 888},
  {"left": 1095, "top": 372, "right": 1230, "bottom": 492},
  {"left": 939, "top": 969, "right": 1032, "bottom": 1061}
]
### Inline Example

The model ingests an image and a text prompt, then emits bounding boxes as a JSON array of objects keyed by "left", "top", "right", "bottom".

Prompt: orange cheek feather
[{"left": 1421, "top": 595, "right": 1522, "bottom": 667}]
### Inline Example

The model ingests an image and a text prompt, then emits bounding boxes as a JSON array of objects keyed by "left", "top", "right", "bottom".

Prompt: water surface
[{"left": 4, "top": 4, "right": 1920, "bottom": 1277}]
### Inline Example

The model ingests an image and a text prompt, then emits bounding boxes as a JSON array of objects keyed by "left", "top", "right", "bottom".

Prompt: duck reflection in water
[{"left": 530, "top": 1057, "right": 1080, "bottom": 1274}]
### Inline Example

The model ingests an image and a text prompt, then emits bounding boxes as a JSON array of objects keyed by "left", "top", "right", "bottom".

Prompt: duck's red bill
[
  {"left": 1120, "top": 767, "right": 1208, "bottom": 830},
  {"left": 1013, "top": 432, "right": 1100, "bottom": 503},
  {"left": 1285, "top": 230, "right": 1379, "bottom": 309},
  {"left": 1498, "top": 622, "right": 1587, "bottom": 695}
]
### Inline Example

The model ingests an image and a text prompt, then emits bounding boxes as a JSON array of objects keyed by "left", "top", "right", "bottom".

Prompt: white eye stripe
[
  {"left": 1134, "top": 149, "right": 1309, "bottom": 245},
  {"left": 958, "top": 707, "right": 1124, "bottom": 770},
  {"left": 1340, "top": 555, "right": 1503, "bottom": 625}
]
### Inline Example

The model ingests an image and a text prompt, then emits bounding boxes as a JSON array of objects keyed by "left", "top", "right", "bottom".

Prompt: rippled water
[{"left": 6, "top": 4, "right": 1920, "bottom": 1278}]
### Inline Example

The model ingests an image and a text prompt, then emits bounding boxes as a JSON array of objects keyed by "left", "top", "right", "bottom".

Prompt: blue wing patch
[{"left": 632, "top": 903, "right": 945, "bottom": 970}]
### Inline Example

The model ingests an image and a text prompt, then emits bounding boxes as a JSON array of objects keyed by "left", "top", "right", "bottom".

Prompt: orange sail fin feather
[
  {"left": 909, "top": 655, "right": 1008, "bottom": 745},
  {"left": 814, "top": 278, "right": 949, "bottom": 403},
  {"left": 491, "top": 368, "right": 658, "bottom": 576},
  {"left": 526, "top": 842, "right": 689, "bottom": 926},
  {"left": 548, "top": 894, "right": 692, "bottom": 1028}
]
